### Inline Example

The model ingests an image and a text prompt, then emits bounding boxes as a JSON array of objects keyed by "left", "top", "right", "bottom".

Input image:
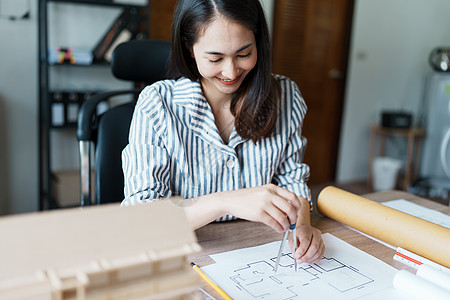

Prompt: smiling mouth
[{"left": 216, "top": 75, "right": 241, "bottom": 85}]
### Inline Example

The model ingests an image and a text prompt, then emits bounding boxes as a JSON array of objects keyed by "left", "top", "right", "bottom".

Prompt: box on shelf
[{"left": 52, "top": 169, "right": 95, "bottom": 207}]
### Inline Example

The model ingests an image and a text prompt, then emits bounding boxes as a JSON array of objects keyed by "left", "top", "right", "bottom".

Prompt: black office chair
[{"left": 77, "top": 39, "right": 171, "bottom": 206}]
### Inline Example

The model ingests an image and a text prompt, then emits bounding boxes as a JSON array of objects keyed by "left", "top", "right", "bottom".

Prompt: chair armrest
[{"left": 77, "top": 89, "right": 140, "bottom": 141}]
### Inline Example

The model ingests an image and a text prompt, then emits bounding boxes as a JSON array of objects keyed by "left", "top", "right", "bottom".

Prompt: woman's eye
[
  {"left": 238, "top": 52, "right": 251, "bottom": 58},
  {"left": 209, "top": 58, "right": 222, "bottom": 63}
]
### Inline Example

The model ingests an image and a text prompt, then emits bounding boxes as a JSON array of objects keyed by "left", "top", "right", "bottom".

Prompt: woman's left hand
[{"left": 290, "top": 224, "right": 325, "bottom": 264}]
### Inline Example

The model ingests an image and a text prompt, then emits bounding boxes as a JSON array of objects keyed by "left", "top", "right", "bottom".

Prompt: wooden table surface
[{"left": 187, "top": 189, "right": 450, "bottom": 298}]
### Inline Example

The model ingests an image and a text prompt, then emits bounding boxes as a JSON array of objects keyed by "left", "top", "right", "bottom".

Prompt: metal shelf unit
[{"left": 38, "top": 0, "right": 148, "bottom": 210}]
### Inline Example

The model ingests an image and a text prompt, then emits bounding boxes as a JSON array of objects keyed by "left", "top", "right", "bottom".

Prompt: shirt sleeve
[
  {"left": 121, "top": 85, "right": 171, "bottom": 206},
  {"left": 272, "top": 79, "right": 312, "bottom": 209}
]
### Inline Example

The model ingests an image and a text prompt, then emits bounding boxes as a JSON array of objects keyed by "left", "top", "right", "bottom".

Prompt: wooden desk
[{"left": 188, "top": 190, "right": 450, "bottom": 297}]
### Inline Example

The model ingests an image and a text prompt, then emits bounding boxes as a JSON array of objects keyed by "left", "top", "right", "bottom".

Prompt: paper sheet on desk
[
  {"left": 382, "top": 199, "right": 450, "bottom": 228},
  {"left": 202, "top": 233, "right": 400, "bottom": 300}
]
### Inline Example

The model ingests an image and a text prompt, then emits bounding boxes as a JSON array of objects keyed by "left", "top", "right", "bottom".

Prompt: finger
[
  {"left": 259, "top": 211, "right": 285, "bottom": 233},
  {"left": 264, "top": 203, "right": 291, "bottom": 231},
  {"left": 294, "top": 231, "right": 313, "bottom": 259},
  {"left": 301, "top": 239, "right": 324, "bottom": 264},
  {"left": 272, "top": 186, "right": 301, "bottom": 212},
  {"left": 312, "top": 239, "right": 326, "bottom": 263},
  {"left": 287, "top": 230, "right": 296, "bottom": 250},
  {"left": 308, "top": 239, "right": 325, "bottom": 264},
  {"left": 271, "top": 196, "right": 298, "bottom": 226},
  {"left": 298, "top": 233, "right": 324, "bottom": 263}
]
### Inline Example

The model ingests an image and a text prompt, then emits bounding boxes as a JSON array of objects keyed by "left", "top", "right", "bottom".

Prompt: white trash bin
[{"left": 372, "top": 156, "right": 402, "bottom": 191}]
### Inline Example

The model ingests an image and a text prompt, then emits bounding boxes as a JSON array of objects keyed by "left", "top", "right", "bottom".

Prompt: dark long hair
[{"left": 167, "top": 0, "right": 279, "bottom": 142}]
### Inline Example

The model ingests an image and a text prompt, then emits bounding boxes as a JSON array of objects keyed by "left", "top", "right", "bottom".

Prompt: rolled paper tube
[
  {"left": 317, "top": 186, "right": 450, "bottom": 268},
  {"left": 393, "top": 270, "right": 450, "bottom": 300}
]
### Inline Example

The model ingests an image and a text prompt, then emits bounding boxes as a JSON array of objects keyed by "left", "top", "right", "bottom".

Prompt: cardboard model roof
[{"left": 0, "top": 200, "right": 200, "bottom": 291}]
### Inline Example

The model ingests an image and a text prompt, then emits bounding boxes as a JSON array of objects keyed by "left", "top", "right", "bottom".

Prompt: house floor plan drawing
[
  {"left": 202, "top": 233, "right": 398, "bottom": 300},
  {"left": 229, "top": 255, "right": 374, "bottom": 299}
]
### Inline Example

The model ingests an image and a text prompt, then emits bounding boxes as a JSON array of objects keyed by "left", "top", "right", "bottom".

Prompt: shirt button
[{"left": 226, "top": 160, "right": 235, "bottom": 168}]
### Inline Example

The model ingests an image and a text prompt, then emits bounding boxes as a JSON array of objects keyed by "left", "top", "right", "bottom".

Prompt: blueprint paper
[
  {"left": 202, "top": 233, "right": 398, "bottom": 300},
  {"left": 382, "top": 199, "right": 450, "bottom": 229}
]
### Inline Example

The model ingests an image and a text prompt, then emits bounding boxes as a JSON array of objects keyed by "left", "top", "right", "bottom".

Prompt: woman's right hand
[{"left": 221, "top": 184, "right": 301, "bottom": 232}]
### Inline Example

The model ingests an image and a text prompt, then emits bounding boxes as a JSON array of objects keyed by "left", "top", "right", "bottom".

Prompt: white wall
[
  {"left": 336, "top": 0, "right": 450, "bottom": 183},
  {"left": 0, "top": 0, "right": 38, "bottom": 214}
]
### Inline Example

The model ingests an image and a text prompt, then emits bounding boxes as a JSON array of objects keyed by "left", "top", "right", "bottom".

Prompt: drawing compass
[{"left": 274, "top": 223, "right": 297, "bottom": 272}]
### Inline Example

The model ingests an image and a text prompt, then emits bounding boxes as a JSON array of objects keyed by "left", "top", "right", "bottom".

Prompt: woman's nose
[{"left": 221, "top": 59, "right": 238, "bottom": 79}]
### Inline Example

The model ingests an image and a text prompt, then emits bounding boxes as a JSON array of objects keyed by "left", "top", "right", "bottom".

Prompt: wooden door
[
  {"left": 148, "top": 0, "right": 177, "bottom": 41},
  {"left": 272, "top": 0, "right": 354, "bottom": 184}
]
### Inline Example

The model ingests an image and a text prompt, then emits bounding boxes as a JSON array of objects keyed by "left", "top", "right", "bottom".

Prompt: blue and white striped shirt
[{"left": 121, "top": 75, "right": 311, "bottom": 220}]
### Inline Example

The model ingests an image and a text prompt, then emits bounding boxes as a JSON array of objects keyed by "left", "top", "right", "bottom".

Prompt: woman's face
[{"left": 192, "top": 15, "right": 257, "bottom": 100}]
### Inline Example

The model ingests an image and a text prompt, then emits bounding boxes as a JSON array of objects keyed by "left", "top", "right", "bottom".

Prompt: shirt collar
[
  {"left": 172, "top": 77, "right": 245, "bottom": 151},
  {"left": 172, "top": 78, "right": 206, "bottom": 108}
]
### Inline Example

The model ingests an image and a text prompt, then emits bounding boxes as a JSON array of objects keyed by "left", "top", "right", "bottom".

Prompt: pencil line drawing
[
  {"left": 229, "top": 253, "right": 374, "bottom": 299},
  {"left": 203, "top": 234, "right": 398, "bottom": 299}
]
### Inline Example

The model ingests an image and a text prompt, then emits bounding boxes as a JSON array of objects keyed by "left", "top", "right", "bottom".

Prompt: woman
[{"left": 121, "top": 0, "right": 324, "bottom": 264}]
